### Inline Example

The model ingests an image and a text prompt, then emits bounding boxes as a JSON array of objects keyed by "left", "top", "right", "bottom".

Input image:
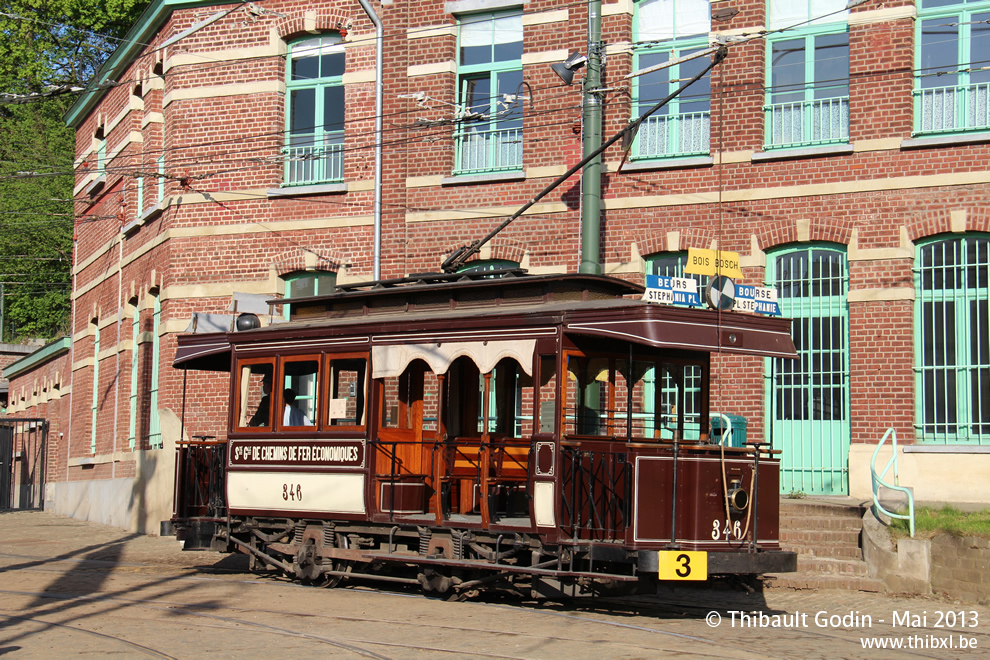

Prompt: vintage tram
[{"left": 171, "top": 270, "right": 798, "bottom": 598}]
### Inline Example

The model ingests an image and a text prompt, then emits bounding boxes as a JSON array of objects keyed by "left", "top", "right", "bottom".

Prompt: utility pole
[
  {"left": 579, "top": 0, "right": 603, "bottom": 275},
  {"left": 0, "top": 282, "right": 4, "bottom": 343}
]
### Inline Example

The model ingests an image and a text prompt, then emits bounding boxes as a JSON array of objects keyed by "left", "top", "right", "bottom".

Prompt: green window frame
[
  {"left": 454, "top": 11, "right": 523, "bottom": 175},
  {"left": 285, "top": 34, "right": 345, "bottom": 186},
  {"left": 915, "top": 0, "right": 990, "bottom": 135},
  {"left": 148, "top": 295, "right": 162, "bottom": 449},
  {"left": 632, "top": 0, "right": 711, "bottom": 159},
  {"left": 914, "top": 234, "right": 990, "bottom": 444},
  {"left": 90, "top": 324, "right": 99, "bottom": 454},
  {"left": 645, "top": 251, "right": 707, "bottom": 291},
  {"left": 767, "top": 0, "right": 850, "bottom": 30},
  {"left": 128, "top": 310, "right": 139, "bottom": 449},
  {"left": 283, "top": 270, "right": 336, "bottom": 319},
  {"left": 96, "top": 132, "right": 107, "bottom": 177},
  {"left": 765, "top": 24, "right": 850, "bottom": 150}
]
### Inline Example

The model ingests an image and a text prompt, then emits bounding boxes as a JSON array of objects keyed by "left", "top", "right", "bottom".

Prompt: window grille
[{"left": 915, "top": 235, "right": 990, "bottom": 443}]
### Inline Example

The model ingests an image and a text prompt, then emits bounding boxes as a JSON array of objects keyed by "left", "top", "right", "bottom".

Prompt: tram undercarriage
[{"left": 177, "top": 513, "right": 795, "bottom": 599}]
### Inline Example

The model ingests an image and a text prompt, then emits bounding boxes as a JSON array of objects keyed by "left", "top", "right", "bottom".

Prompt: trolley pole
[{"left": 579, "top": 0, "right": 603, "bottom": 275}]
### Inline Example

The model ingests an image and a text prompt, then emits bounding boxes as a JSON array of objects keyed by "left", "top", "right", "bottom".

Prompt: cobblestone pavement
[{"left": 0, "top": 511, "right": 987, "bottom": 658}]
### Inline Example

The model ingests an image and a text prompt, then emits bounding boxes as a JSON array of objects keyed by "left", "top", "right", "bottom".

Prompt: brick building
[
  {"left": 26, "top": 0, "right": 990, "bottom": 530},
  {"left": 2, "top": 339, "right": 71, "bottom": 509}
]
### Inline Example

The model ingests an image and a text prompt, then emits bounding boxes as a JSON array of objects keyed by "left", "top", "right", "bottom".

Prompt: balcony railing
[
  {"left": 284, "top": 133, "right": 344, "bottom": 186},
  {"left": 764, "top": 96, "right": 849, "bottom": 149},
  {"left": 915, "top": 82, "right": 990, "bottom": 135},
  {"left": 454, "top": 125, "right": 522, "bottom": 175},
  {"left": 634, "top": 111, "right": 710, "bottom": 159}
]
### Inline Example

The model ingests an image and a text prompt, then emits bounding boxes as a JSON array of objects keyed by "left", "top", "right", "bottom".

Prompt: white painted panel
[
  {"left": 227, "top": 471, "right": 365, "bottom": 514},
  {"left": 534, "top": 481, "right": 555, "bottom": 527}
]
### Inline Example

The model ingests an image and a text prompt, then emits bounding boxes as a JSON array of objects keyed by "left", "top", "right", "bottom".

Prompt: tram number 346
[
  {"left": 282, "top": 484, "right": 303, "bottom": 502},
  {"left": 657, "top": 550, "right": 708, "bottom": 581},
  {"left": 712, "top": 518, "right": 743, "bottom": 540}
]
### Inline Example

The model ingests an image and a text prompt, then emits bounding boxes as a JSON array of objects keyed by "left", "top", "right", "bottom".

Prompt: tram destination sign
[
  {"left": 230, "top": 440, "right": 365, "bottom": 468},
  {"left": 733, "top": 284, "right": 781, "bottom": 316},
  {"left": 643, "top": 274, "right": 701, "bottom": 307}
]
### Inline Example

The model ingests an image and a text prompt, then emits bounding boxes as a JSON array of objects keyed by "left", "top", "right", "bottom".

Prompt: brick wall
[{"left": 57, "top": 0, "right": 990, "bottom": 505}]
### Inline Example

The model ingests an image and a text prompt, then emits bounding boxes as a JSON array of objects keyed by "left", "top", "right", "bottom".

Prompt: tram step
[{"left": 763, "top": 571, "right": 883, "bottom": 593}]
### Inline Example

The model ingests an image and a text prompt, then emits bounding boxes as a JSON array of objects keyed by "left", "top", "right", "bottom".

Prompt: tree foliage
[{"left": 0, "top": 0, "right": 150, "bottom": 341}]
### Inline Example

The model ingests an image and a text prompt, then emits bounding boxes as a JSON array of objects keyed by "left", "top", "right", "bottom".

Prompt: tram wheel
[{"left": 316, "top": 533, "right": 352, "bottom": 588}]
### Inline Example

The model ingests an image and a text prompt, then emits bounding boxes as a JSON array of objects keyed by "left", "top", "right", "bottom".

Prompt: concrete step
[
  {"left": 779, "top": 500, "right": 868, "bottom": 518},
  {"left": 780, "top": 515, "right": 864, "bottom": 531},
  {"left": 779, "top": 528, "right": 862, "bottom": 547},
  {"left": 796, "top": 556, "right": 871, "bottom": 576},
  {"left": 764, "top": 571, "right": 883, "bottom": 593}
]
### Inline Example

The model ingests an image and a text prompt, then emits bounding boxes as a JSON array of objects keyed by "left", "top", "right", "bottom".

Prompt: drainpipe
[
  {"left": 358, "top": 0, "right": 383, "bottom": 281},
  {"left": 579, "top": 0, "right": 602, "bottom": 275}
]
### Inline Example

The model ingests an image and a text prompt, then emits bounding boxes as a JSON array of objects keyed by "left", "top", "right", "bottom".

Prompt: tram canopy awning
[
  {"left": 564, "top": 313, "right": 798, "bottom": 359},
  {"left": 173, "top": 334, "right": 232, "bottom": 371},
  {"left": 372, "top": 340, "right": 536, "bottom": 379}
]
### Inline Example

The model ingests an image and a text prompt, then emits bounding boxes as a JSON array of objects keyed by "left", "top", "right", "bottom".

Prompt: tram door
[
  {"left": 766, "top": 246, "right": 851, "bottom": 496},
  {"left": 376, "top": 361, "right": 437, "bottom": 518}
]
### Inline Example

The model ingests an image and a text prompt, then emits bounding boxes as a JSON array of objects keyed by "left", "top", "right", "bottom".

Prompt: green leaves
[{"left": 0, "top": 1, "right": 149, "bottom": 341}]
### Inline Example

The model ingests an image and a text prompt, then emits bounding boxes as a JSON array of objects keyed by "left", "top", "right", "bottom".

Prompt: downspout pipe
[
  {"left": 579, "top": 0, "right": 602, "bottom": 275},
  {"left": 358, "top": 0, "right": 383, "bottom": 281}
]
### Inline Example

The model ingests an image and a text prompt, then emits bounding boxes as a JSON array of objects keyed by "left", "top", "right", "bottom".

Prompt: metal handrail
[{"left": 871, "top": 428, "right": 915, "bottom": 537}]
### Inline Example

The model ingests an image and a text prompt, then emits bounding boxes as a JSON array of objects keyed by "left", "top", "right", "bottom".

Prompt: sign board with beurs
[
  {"left": 642, "top": 274, "right": 701, "bottom": 307},
  {"left": 684, "top": 248, "right": 743, "bottom": 279}
]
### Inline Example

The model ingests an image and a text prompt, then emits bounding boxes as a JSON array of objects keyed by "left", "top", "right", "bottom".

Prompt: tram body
[{"left": 171, "top": 272, "right": 798, "bottom": 597}]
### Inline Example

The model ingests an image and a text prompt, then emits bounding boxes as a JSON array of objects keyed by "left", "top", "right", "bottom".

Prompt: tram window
[
  {"left": 486, "top": 358, "right": 533, "bottom": 437},
  {"left": 562, "top": 353, "right": 706, "bottom": 441},
  {"left": 281, "top": 358, "right": 319, "bottom": 428},
  {"left": 537, "top": 355, "right": 556, "bottom": 434},
  {"left": 381, "top": 365, "right": 421, "bottom": 430},
  {"left": 656, "top": 361, "right": 704, "bottom": 441},
  {"left": 565, "top": 355, "right": 610, "bottom": 436},
  {"left": 629, "top": 360, "right": 657, "bottom": 438},
  {"left": 236, "top": 360, "right": 275, "bottom": 429},
  {"left": 327, "top": 358, "right": 367, "bottom": 427}
]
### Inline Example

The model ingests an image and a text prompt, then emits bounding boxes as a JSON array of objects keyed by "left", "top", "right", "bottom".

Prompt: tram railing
[
  {"left": 176, "top": 439, "right": 227, "bottom": 520},
  {"left": 560, "top": 445, "right": 631, "bottom": 541}
]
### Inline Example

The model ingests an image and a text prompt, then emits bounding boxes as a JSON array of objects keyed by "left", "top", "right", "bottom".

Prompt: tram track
[
  {"left": 1, "top": 549, "right": 985, "bottom": 659},
  {"left": 0, "top": 585, "right": 765, "bottom": 659}
]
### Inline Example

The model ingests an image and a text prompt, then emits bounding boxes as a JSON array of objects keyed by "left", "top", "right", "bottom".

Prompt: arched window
[
  {"left": 766, "top": 244, "right": 850, "bottom": 495},
  {"left": 285, "top": 34, "right": 345, "bottom": 185},
  {"left": 915, "top": 234, "right": 990, "bottom": 444}
]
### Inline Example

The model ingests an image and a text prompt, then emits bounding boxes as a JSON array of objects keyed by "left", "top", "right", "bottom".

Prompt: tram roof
[{"left": 173, "top": 272, "right": 797, "bottom": 370}]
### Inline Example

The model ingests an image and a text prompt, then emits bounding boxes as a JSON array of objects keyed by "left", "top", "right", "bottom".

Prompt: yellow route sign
[
  {"left": 684, "top": 248, "right": 743, "bottom": 279},
  {"left": 657, "top": 550, "right": 708, "bottom": 581}
]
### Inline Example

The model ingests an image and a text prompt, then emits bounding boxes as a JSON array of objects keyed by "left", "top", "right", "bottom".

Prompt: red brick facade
[{"left": 36, "top": 0, "right": 989, "bottom": 523}]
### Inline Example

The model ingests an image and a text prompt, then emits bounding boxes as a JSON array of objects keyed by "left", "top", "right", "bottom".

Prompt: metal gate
[
  {"left": 0, "top": 418, "right": 49, "bottom": 510},
  {"left": 766, "top": 247, "right": 850, "bottom": 495}
]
